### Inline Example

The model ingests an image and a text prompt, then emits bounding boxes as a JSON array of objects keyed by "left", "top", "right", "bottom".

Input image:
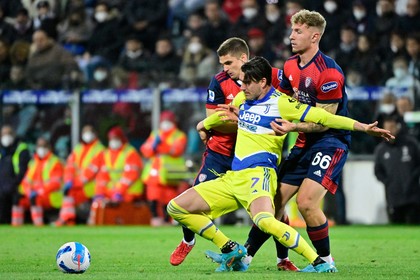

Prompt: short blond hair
[{"left": 291, "top": 9, "right": 326, "bottom": 36}]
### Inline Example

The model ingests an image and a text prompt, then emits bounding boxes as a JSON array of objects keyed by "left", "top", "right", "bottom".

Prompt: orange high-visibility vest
[
  {"left": 23, "top": 154, "right": 63, "bottom": 208},
  {"left": 66, "top": 140, "right": 105, "bottom": 198},
  {"left": 141, "top": 129, "right": 188, "bottom": 185},
  {"left": 103, "top": 145, "right": 143, "bottom": 195}
]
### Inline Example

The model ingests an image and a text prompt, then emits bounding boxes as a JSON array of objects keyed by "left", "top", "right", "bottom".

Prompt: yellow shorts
[{"left": 194, "top": 166, "right": 277, "bottom": 220}]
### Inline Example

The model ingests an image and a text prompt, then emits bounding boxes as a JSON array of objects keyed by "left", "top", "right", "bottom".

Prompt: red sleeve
[
  {"left": 316, "top": 69, "right": 344, "bottom": 102},
  {"left": 271, "top": 67, "right": 282, "bottom": 90}
]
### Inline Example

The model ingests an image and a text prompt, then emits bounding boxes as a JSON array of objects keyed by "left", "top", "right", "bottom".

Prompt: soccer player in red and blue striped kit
[{"left": 236, "top": 9, "right": 350, "bottom": 272}]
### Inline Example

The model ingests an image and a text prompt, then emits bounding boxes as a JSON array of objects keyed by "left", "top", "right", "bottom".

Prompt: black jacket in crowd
[
  {"left": 0, "top": 140, "right": 30, "bottom": 195},
  {"left": 374, "top": 132, "right": 420, "bottom": 208}
]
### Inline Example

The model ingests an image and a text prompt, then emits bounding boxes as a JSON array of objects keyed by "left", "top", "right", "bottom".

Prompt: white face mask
[
  {"left": 36, "top": 147, "right": 49, "bottom": 158},
  {"left": 376, "top": 6, "right": 383, "bottom": 17},
  {"left": 93, "top": 70, "right": 107, "bottom": 82},
  {"left": 380, "top": 104, "right": 395, "bottom": 114},
  {"left": 266, "top": 12, "right": 280, "bottom": 23},
  {"left": 188, "top": 42, "right": 202, "bottom": 54},
  {"left": 82, "top": 131, "right": 95, "bottom": 143},
  {"left": 353, "top": 9, "right": 366, "bottom": 20},
  {"left": 324, "top": 1, "right": 338, "bottom": 13},
  {"left": 393, "top": 68, "right": 407, "bottom": 79},
  {"left": 1, "top": 134, "right": 14, "bottom": 147},
  {"left": 94, "top": 11, "right": 108, "bottom": 23},
  {"left": 160, "top": 120, "right": 175, "bottom": 131},
  {"left": 126, "top": 49, "right": 142, "bottom": 59},
  {"left": 242, "top": 7, "right": 258, "bottom": 19},
  {"left": 109, "top": 139, "right": 122, "bottom": 150},
  {"left": 390, "top": 44, "right": 398, "bottom": 53}
]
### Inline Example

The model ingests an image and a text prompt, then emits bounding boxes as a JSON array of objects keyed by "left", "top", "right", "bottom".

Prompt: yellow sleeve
[
  {"left": 232, "top": 91, "right": 246, "bottom": 107},
  {"left": 278, "top": 94, "right": 356, "bottom": 131},
  {"left": 203, "top": 112, "right": 224, "bottom": 130},
  {"left": 202, "top": 91, "right": 246, "bottom": 130}
]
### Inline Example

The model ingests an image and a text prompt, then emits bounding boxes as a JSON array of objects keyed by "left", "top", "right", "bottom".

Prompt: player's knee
[
  {"left": 252, "top": 212, "right": 275, "bottom": 235},
  {"left": 166, "top": 200, "right": 187, "bottom": 221},
  {"left": 296, "top": 197, "right": 314, "bottom": 215}
]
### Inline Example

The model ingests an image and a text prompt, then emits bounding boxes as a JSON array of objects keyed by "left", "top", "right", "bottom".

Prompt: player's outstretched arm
[
  {"left": 271, "top": 118, "right": 394, "bottom": 141},
  {"left": 353, "top": 121, "right": 395, "bottom": 141},
  {"left": 270, "top": 119, "right": 328, "bottom": 136}
]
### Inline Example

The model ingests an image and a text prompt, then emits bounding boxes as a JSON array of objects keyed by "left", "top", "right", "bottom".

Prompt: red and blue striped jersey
[{"left": 279, "top": 51, "right": 351, "bottom": 148}]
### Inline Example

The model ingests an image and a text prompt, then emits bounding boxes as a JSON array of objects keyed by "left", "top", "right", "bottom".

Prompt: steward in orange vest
[
  {"left": 140, "top": 110, "right": 187, "bottom": 226},
  {"left": 13, "top": 137, "right": 64, "bottom": 226},
  {"left": 95, "top": 126, "right": 143, "bottom": 202},
  {"left": 53, "top": 125, "right": 105, "bottom": 226}
]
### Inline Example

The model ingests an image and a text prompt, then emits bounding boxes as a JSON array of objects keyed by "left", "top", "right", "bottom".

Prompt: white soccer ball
[{"left": 56, "top": 242, "right": 91, "bottom": 273}]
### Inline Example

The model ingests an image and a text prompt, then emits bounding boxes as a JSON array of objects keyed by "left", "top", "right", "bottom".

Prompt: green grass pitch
[{"left": 1, "top": 225, "right": 419, "bottom": 279}]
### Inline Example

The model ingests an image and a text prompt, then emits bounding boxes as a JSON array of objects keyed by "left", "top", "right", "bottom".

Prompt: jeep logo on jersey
[
  {"left": 321, "top": 81, "right": 338, "bottom": 92},
  {"left": 239, "top": 111, "right": 261, "bottom": 124}
]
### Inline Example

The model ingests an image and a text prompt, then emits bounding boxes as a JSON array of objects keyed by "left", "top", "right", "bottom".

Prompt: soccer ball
[{"left": 56, "top": 242, "right": 91, "bottom": 273}]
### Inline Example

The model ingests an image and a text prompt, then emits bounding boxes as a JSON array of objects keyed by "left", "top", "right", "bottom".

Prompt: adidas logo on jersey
[
  {"left": 227, "top": 94, "right": 235, "bottom": 100},
  {"left": 313, "top": 170, "right": 322, "bottom": 177},
  {"left": 289, "top": 74, "right": 293, "bottom": 81}
]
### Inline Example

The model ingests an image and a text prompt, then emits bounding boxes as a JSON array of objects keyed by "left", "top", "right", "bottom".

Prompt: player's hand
[
  {"left": 196, "top": 121, "right": 210, "bottom": 145},
  {"left": 364, "top": 121, "right": 395, "bottom": 141},
  {"left": 215, "top": 104, "right": 239, "bottom": 123},
  {"left": 270, "top": 118, "right": 297, "bottom": 136}
]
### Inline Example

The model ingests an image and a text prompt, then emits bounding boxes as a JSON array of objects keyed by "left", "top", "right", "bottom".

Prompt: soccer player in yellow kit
[{"left": 167, "top": 56, "right": 393, "bottom": 272}]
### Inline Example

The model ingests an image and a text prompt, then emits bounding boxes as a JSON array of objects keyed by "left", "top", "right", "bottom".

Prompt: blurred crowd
[
  {"left": 0, "top": 0, "right": 418, "bottom": 88},
  {"left": 0, "top": 0, "right": 419, "bottom": 148}
]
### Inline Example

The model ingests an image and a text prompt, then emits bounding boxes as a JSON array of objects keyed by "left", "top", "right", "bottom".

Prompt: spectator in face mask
[
  {"left": 373, "top": 92, "right": 402, "bottom": 140},
  {"left": 0, "top": 125, "right": 30, "bottom": 224},
  {"left": 179, "top": 34, "right": 218, "bottom": 87},
  {"left": 13, "top": 137, "right": 64, "bottom": 226},
  {"left": 52, "top": 125, "right": 105, "bottom": 226},
  {"left": 319, "top": 0, "right": 348, "bottom": 54},
  {"left": 262, "top": 1, "right": 285, "bottom": 49},
  {"left": 116, "top": 35, "right": 151, "bottom": 88},
  {"left": 140, "top": 110, "right": 187, "bottom": 226},
  {"left": 385, "top": 56, "right": 420, "bottom": 106},
  {"left": 228, "top": 0, "right": 265, "bottom": 39},
  {"left": 346, "top": 0, "right": 374, "bottom": 35},
  {"left": 87, "top": 126, "right": 143, "bottom": 225}
]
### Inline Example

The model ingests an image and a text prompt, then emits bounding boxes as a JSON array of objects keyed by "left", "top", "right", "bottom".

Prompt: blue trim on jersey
[
  {"left": 300, "top": 105, "right": 311, "bottom": 122},
  {"left": 244, "top": 87, "right": 275, "bottom": 106},
  {"left": 232, "top": 152, "right": 278, "bottom": 171}
]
